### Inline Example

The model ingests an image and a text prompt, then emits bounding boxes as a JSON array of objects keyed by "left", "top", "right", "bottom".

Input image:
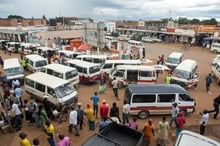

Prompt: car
[
  {"left": 141, "top": 36, "right": 153, "bottom": 43},
  {"left": 212, "top": 55, "right": 220, "bottom": 65},
  {"left": 151, "top": 37, "right": 162, "bottom": 42}
]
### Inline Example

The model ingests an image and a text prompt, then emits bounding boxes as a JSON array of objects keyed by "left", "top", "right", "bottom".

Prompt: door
[{"left": 156, "top": 94, "right": 176, "bottom": 114}]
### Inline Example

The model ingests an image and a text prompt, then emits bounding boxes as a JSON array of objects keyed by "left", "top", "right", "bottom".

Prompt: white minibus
[
  {"left": 4, "top": 58, "right": 24, "bottom": 84},
  {"left": 75, "top": 54, "right": 108, "bottom": 66},
  {"left": 35, "top": 46, "right": 58, "bottom": 58},
  {"left": 100, "top": 59, "right": 142, "bottom": 74},
  {"left": 25, "top": 54, "right": 48, "bottom": 73},
  {"left": 171, "top": 59, "right": 199, "bottom": 89},
  {"left": 40, "top": 63, "right": 79, "bottom": 87},
  {"left": 7, "top": 42, "right": 20, "bottom": 53},
  {"left": 19, "top": 43, "right": 40, "bottom": 55},
  {"left": 109, "top": 65, "right": 156, "bottom": 88},
  {"left": 104, "top": 36, "right": 117, "bottom": 42},
  {"left": 210, "top": 43, "right": 220, "bottom": 53},
  {"left": 124, "top": 84, "right": 196, "bottom": 119},
  {"left": 127, "top": 40, "right": 145, "bottom": 49},
  {"left": 56, "top": 50, "right": 83, "bottom": 61},
  {"left": 165, "top": 52, "right": 183, "bottom": 69},
  {"left": 25, "top": 72, "right": 78, "bottom": 109},
  {"left": 65, "top": 59, "right": 101, "bottom": 83}
]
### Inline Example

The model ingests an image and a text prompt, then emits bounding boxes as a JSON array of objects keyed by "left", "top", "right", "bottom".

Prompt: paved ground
[{"left": 0, "top": 42, "right": 220, "bottom": 146}]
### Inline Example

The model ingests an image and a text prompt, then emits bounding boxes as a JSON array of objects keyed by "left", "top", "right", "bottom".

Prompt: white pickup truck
[{"left": 212, "top": 62, "right": 220, "bottom": 85}]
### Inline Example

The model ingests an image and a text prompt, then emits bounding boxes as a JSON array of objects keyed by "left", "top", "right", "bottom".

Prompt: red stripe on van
[{"left": 130, "top": 106, "right": 195, "bottom": 111}]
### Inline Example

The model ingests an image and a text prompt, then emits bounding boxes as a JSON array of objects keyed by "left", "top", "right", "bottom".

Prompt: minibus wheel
[{"left": 137, "top": 111, "right": 149, "bottom": 119}]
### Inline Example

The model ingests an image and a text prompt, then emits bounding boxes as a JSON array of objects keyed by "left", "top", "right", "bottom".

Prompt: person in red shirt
[
  {"left": 99, "top": 100, "right": 109, "bottom": 119},
  {"left": 176, "top": 112, "right": 186, "bottom": 137}
]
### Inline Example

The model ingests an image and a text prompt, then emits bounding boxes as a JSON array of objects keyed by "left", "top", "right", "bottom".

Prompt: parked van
[
  {"left": 212, "top": 62, "right": 220, "bottom": 85},
  {"left": 165, "top": 52, "right": 183, "bottom": 69},
  {"left": 127, "top": 40, "right": 145, "bottom": 49},
  {"left": 56, "top": 50, "right": 83, "bottom": 61},
  {"left": 65, "top": 59, "right": 101, "bottom": 83},
  {"left": 35, "top": 46, "right": 58, "bottom": 58},
  {"left": 24, "top": 72, "right": 78, "bottom": 108},
  {"left": 4, "top": 58, "right": 24, "bottom": 84},
  {"left": 19, "top": 43, "right": 40, "bottom": 55},
  {"left": 7, "top": 42, "right": 20, "bottom": 53},
  {"left": 109, "top": 65, "right": 156, "bottom": 88},
  {"left": 100, "top": 59, "right": 142, "bottom": 74},
  {"left": 124, "top": 84, "right": 196, "bottom": 119},
  {"left": 210, "top": 43, "right": 220, "bottom": 53},
  {"left": 174, "top": 130, "right": 220, "bottom": 146},
  {"left": 25, "top": 54, "right": 48, "bottom": 73},
  {"left": 171, "top": 59, "right": 199, "bottom": 89},
  {"left": 104, "top": 36, "right": 117, "bottom": 42},
  {"left": 40, "top": 63, "right": 79, "bottom": 87},
  {"left": 75, "top": 54, "right": 108, "bottom": 66}
]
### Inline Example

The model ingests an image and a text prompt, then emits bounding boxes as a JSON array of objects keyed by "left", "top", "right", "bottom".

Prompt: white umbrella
[{"left": 153, "top": 65, "right": 170, "bottom": 71}]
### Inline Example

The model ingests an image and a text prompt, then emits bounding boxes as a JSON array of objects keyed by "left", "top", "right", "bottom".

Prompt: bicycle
[{"left": 52, "top": 105, "right": 70, "bottom": 123}]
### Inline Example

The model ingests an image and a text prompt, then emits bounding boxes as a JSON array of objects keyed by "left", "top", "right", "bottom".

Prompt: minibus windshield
[
  {"left": 89, "top": 66, "right": 100, "bottom": 74},
  {"left": 65, "top": 70, "right": 78, "bottom": 80},
  {"left": 167, "top": 57, "right": 180, "bottom": 64},
  {"left": 55, "top": 83, "right": 75, "bottom": 99},
  {"left": 112, "top": 71, "right": 124, "bottom": 77},
  {"left": 5, "top": 67, "right": 23, "bottom": 76},
  {"left": 172, "top": 69, "right": 190, "bottom": 79}
]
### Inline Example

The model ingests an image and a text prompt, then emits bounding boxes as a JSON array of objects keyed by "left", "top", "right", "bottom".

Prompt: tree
[
  {"left": 191, "top": 18, "right": 200, "bottom": 24},
  {"left": 8, "top": 15, "right": 23, "bottom": 19},
  {"left": 177, "top": 17, "right": 189, "bottom": 24}
]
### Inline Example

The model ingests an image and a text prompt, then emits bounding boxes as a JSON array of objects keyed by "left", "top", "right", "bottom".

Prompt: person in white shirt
[
  {"left": 111, "top": 77, "right": 119, "bottom": 100},
  {"left": 69, "top": 107, "right": 79, "bottom": 136},
  {"left": 169, "top": 102, "right": 179, "bottom": 127},
  {"left": 12, "top": 79, "right": 21, "bottom": 90},
  {"left": 12, "top": 100, "right": 22, "bottom": 130},
  {"left": 199, "top": 109, "right": 209, "bottom": 135},
  {"left": 122, "top": 100, "right": 130, "bottom": 125}
]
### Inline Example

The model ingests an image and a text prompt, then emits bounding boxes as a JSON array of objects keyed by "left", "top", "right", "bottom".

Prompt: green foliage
[
  {"left": 8, "top": 15, "right": 23, "bottom": 19},
  {"left": 177, "top": 17, "right": 217, "bottom": 25}
]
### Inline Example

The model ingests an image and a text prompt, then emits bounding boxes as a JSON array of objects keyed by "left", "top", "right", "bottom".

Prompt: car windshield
[
  {"left": 112, "top": 70, "right": 124, "bottom": 77},
  {"left": 55, "top": 83, "right": 74, "bottom": 99},
  {"left": 4, "top": 67, "right": 23, "bottom": 76},
  {"left": 172, "top": 69, "right": 190, "bottom": 79},
  {"left": 36, "top": 60, "right": 47, "bottom": 67},
  {"left": 89, "top": 66, "right": 100, "bottom": 74},
  {"left": 167, "top": 57, "right": 180, "bottom": 64}
]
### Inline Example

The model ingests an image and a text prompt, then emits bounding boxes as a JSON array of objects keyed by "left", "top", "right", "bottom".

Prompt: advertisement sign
[{"left": 194, "top": 25, "right": 216, "bottom": 33}]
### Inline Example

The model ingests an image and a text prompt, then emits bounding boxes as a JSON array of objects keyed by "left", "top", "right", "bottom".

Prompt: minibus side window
[
  {"left": 53, "top": 71, "right": 63, "bottom": 79},
  {"left": 139, "top": 71, "right": 153, "bottom": 77},
  {"left": 69, "top": 63, "right": 75, "bottom": 68},
  {"left": 157, "top": 94, "right": 175, "bottom": 102},
  {"left": 25, "top": 79, "right": 34, "bottom": 88},
  {"left": 76, "top": 66, "right": 83, "bottom": 73},
  {"left": 132, "top": 94, "right": 156, "bottom": 103},
  {"left": 47, "top": 87, "right": 55, "bottom": 97},
  {"left": 47, "top": 69, "right": 53, "bottom": 75},
  {"left": 29, "top": 60, "right": 33, "bottom": 66},
  {"left": 179, "top": 94, "right": 193, "bottom": 101},
  {"left": 103, "top": 63, "right": 112, "bottom": 69},
  {"left": 35, "top": 83, "right": 45, "bottom": 92}
]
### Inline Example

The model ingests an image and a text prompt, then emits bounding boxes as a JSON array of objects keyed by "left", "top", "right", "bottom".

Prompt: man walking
[
  {"left": 112, "top": 77, "right": 119, "bottom": 100},
  {"left": 199, "top": 109, "right": 209, "bottom": 135},
  {"left": 76, "top": 102, "right": 84, "bottom": 130},
  {"left": 142, "top": 119, "right": 155, "bottom": 146},
  {"left": 84, "top": 104, "right": 95, "bottom": 130},
  {"left": 157, "top": 117, "right": 169, "bottom": 146},
  {"left": 169, "top": 102, "right": 179, "bottom": 127},
  {"left": 44, "top": 120, "right": 56, "bottom": 146},
  {"left": 90, "top": 92, "right": 99, "bottom": 118},
  {"left": 69, "top": 107, "right": 80, "bottom": 136},
  {"left": 100, "top": 100, "right": 109, "bottom": 119},
  {"left": 205, "top": 73, "right": 212, "bottom": 94},
  {"left": 122, "top": 100, "right": 130, "bottom": 125},
  {"left": 176, "top": 112, "right": 186, "bottom": 137},
  {"left": 209, "top": 95, "right": 220, "bottom": 119}
]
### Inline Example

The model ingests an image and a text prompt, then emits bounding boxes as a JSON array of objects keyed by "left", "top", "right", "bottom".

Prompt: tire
[
  {"left": 59, "top": 113, "right": 68, "bottom": 122},
  {"left": 137, "top": 110, "right": 149, "bottom": 119}
]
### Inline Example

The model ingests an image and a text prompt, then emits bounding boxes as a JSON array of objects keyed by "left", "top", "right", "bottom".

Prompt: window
[
  {"left": 53, "top": 71, "right": 63, "bottom": 79},
  {"left": 76, "top": 66, "right": 83, "bottom": 73},
  {"left": 36, "top": 60, "right": 47, "bottom": 67},
  {"left": 47, "top": 69, "right": 53, "bottom": 75},
  {"left": 132, "top": 94, "right": 156, "bottom": 103},
  {"left": 103, "top": 63, "right": 112, "bottom": 69},
  {"left": 69, "top": 63, "right": 75, "bottom": 68},
  {"left": 179, "top": 94, "right": 193, "bottom": 101},
  {"left": 29, "top": 60, "right": 33, "bottom": 66},
  {"left": 35, "top": 82, "right": 45, "bottom": 92},
  {"left": 157, "top": 94, "right": 175, "bottom": 102},
  {"left": 25, "top": 79, "right": 34, "bottom": 88},
  {"left": 47, "top": 87, "right": 55, "bottom": 96},
  {"left": 89, "top": 66, "right": 100, "bottom": 74},
  {"left": 83, "top": 67, "right": 87, "bottom": 74},
  {"left": 139, "top": 71, "right": 153, "bottom": 77},
  {"left": 65, "top": 70, "right": 78, "bottom": 80}
]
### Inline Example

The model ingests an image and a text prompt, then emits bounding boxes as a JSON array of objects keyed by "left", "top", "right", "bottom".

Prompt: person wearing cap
[
  {"left": 90, "top": 92, "right": 100, "bottom": 118},
  {"left": 57, "top": 134, "right": 70, "bottom": 146},
  {"left": 84, "top": 104, "right": 95, "bottom": 130},
  {"left": 19, "top": 132, "right": 31, "bottom": 146},
  {"left": 142, "top": 119, "right": 155, "bottom": 146},
  {"left": 175, "top": 112, "right": 186, "bottom": 137},
  {"left": 76, "top": 102, "right": 84, "bottom": 130},
  {"left": 69, "top": 107, "right": 80, "bottom": 136},
  {"left": 100, "top": 100, "right": 109, "bottom": 120},
  {"left": 169, "top": 102, "right": 179, "bottom": 127},
  {"left": 165, "top": 73, "right": 171, "bottom": 84},
  {"left": 199, "top": 109, "right": 209, "bottom": 135}
]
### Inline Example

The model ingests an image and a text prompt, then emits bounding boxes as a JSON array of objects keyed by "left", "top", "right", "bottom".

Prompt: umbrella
[
  {"left": 153, "top": 65, "right": 170, "bottom": 71},
  {"left": 77, "top": 44, "right": 92, "bottom": 51}
]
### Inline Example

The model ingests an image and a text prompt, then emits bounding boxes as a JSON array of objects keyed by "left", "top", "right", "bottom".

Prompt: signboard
[{"left": 194, "top": 25, "right": 216, "bottom": 33}]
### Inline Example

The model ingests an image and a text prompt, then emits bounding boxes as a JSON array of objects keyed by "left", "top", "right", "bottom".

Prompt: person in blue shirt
[
  {"left": 14, "top": 85, "right": 23, "bottom": 108},
  {"left": 205, "top": 73, "right": 212, "bottom": 95},
  {"left": 90, "top": 92, "right": 100, "bottom": 118}
]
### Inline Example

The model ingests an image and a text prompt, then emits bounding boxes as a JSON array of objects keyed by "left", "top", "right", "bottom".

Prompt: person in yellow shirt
[
  {"left": 19, "top": 132, "right": 31, "bottom": 146},
  {"left": 44, "top": 120, "right": 56, "bottom": 146},
  {"left": 84, "top": 104, "right": 95, "bottom": 130}
]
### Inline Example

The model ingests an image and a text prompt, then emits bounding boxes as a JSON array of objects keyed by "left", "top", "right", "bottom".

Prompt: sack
[{"left": 98, "top": 85, "right": 104, "bottom": 93}]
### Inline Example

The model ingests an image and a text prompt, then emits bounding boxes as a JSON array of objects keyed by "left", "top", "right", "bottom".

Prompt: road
[{"left": 0, "top": 43, "right": 219, "bottom": 146}]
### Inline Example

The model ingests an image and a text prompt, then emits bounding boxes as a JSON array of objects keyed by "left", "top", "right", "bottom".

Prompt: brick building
[{"left": 0, "top": 18, "right": 47, "bottom": 27}]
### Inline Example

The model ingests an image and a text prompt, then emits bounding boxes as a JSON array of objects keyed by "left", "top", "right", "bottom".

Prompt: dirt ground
[{"left": 0, "top": 43, "right": 220, "bottom": 146}]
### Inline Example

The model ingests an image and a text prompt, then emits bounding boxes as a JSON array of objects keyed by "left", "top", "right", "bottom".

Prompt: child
[{"left": 129, "top": 117, "right": 138, "bottom": 130}]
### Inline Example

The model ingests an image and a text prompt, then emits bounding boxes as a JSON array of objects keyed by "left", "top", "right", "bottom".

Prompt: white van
[
  {"left": 165, "top": 52, "right": 183, "bottom": 69},
  {"left": 124, "top": 84, "right": 196, "bottom": 119},
  {"left": 212, "top": 62, "right": 220, "bottom": 85},
  {"left": 75, "top": 54, "right": 108, "bottom": 66},
  {"left": 127, "top": 40, "right": 145, "bottom": 59},
  {"left": 109, "top": 65, "right": 156, "bottom": 88},
  {"left": 174, "top": 130, "right": 220, "bottom": 146},
  {"left": 24, "top": 72, "right": 78, "bottom": 108},
  {"left": 35, "top": 46, "right": 58, "bottom": 58},
  {"left": 100, "top": 59, "right": 142, "bottom": 75},
  {"left": 40, "top": 63, "right": 79, "bottom": 87},
  {"left": 4, "top": 58, "right": 24, "bottom": 84},
  {"left": 57, "top": 50, "right": 83, "bottom": 61},
  {"left": 210, "top": 43, "right": 220, "bottom": 53},
  {"left": 19, "top": 43, "right": 40, "bottom": 55},
  {"left": 65, "top": 59, "right": 101, "bottom": 83},
  {"left": 25, "top": 54, "right": 48, "bottom": 73},
  {"left": 171, "top": 59, "right": 199, "bottom": 89},
  {"left": 7, "top": 42, "right": 20, "bottom": 53}
]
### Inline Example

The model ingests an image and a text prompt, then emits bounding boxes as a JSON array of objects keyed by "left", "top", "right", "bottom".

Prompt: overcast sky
[{"left": 0, "top": 0, "right": 220, "bottom": 21}]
